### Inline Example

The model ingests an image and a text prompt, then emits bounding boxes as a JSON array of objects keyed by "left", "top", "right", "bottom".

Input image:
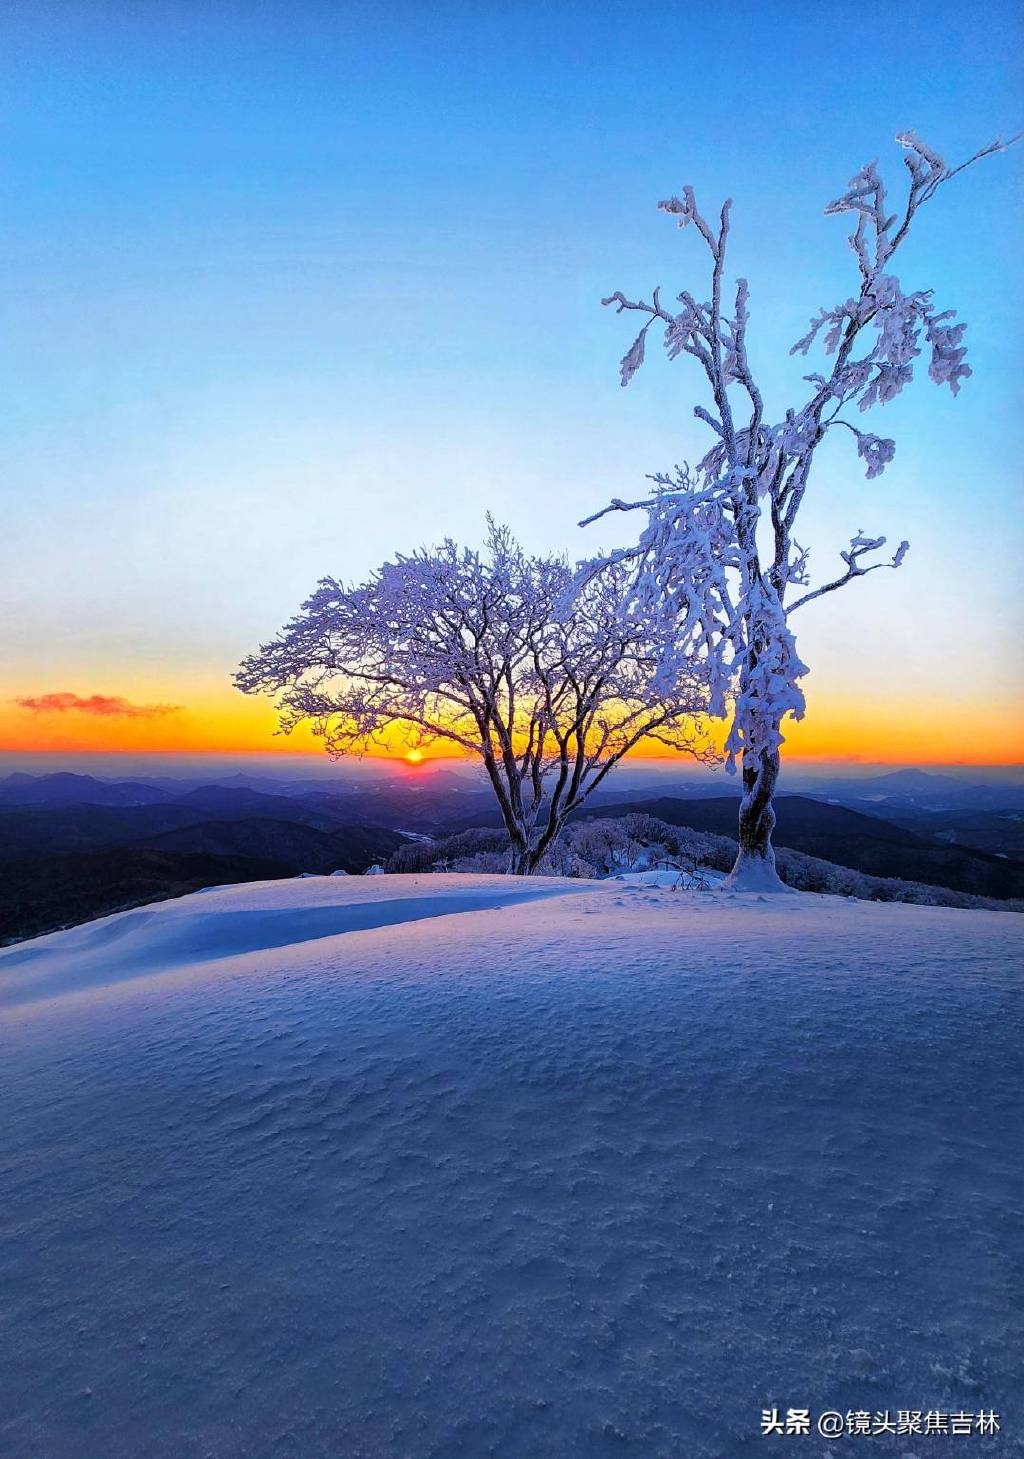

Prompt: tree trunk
[
  {"left": 522, "top": 811, "right": 566, "bottom": 876},
  {"left": 509, "top": 846, "right": 534, "bottom": 876},
  {"left": 725, "top": 744, "right": 787, "bottom": 892}
]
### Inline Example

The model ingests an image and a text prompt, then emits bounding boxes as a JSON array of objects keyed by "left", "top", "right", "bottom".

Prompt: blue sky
[{"left": 0, "top": 0, "right": 1020, "bottom": 760}]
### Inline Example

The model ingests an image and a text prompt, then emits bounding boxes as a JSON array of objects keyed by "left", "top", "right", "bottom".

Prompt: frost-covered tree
[
  {"left": 588, "top": 130, "right": 1014, "bottom": 890},
  {"left": 235, "top": 521, "right": 712, "bottom": 874}
]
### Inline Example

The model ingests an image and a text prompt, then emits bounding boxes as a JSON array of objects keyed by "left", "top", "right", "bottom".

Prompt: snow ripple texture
[{"left": 1, "top": 874, "right": 1021, "bottom": 1458}]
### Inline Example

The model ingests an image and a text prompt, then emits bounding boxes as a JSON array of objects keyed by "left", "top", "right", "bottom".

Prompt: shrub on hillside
[{"left": 382, "top": 813, "right": 1020, "bottom": 913}]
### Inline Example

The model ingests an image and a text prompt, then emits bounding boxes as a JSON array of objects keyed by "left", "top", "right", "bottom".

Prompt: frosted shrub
[{"left": 383, "top": 813, "right": 1019, "bottom": 912}]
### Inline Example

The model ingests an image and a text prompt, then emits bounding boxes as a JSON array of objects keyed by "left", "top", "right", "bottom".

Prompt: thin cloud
[{"left": 12, "top": 692, "right": 182, "bottom": 720}]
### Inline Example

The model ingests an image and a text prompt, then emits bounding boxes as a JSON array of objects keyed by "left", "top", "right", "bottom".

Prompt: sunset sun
[{"left": 405, "top": 749, "right": 423, "bottom": 764}]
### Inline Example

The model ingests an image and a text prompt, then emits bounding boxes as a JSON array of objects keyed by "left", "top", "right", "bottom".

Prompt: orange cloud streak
[{"left": 12, "top": 691, "right": 181, "bottom": 719}]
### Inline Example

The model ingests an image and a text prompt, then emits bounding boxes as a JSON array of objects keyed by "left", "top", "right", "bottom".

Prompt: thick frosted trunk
[
  {"left": 507, "top": 806, "right": 571, "bottom": 876},
  {"left": 725, "top": 745, "right": 788, "bottom": 892},
  {"left": 509, "top": 843, "right": 548, "bottom": 876}
]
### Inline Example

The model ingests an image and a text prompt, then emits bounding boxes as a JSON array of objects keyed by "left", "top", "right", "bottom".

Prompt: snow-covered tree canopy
[
  {"left": 236, "top": 521, "right": 712, "bottom": 873},
  {"left": 587, "top": 130, "right": 1014, "bottom": 888}
]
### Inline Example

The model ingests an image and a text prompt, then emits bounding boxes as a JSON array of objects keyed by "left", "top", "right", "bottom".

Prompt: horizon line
[{"left": 1, "top": 749, "right": 1022, "bottom": 776}]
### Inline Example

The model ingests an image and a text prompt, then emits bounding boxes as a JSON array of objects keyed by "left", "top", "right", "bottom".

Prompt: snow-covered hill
[{"left": 1, "top": 875, "right": 1021, "bottom": 1457}]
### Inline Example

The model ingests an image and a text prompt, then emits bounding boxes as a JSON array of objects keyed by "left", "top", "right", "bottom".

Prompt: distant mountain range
[
  {"left": 796, "top": 767, "right": 1024, "bottom": 814},
  {"left": 879, "top": 807, "right": 1024, "bottom": 860},
  {"left": 1, "top": 767, "right": 1021, "bottom": 943},
  {"left": 0, "top": 771, "right": 174, "bottom": 806}
]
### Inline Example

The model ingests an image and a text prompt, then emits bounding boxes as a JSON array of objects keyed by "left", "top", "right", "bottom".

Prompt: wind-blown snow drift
[{"left": 1, "top": 874, "right": 1021, "bottom": 1458}]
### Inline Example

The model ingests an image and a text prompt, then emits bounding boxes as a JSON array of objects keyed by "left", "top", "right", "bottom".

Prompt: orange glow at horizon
[{"left": 1, "top": 685, "right": 1021, "bottom": 767}]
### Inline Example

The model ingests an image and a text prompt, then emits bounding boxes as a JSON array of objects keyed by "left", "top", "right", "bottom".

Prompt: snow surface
[
  {"left": 1, "top": 873, "right": 1021, "bottom": 1458},
  {"left": 612, "top": 867, "right": 727, "bottom": 890}
]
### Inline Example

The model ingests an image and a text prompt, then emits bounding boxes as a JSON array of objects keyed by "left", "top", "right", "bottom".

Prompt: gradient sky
[{"left": 1, "top": 0, "right": 1021, "bottom": 765}]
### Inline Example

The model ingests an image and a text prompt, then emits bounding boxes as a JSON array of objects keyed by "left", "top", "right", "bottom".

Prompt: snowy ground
[{"left": 1, "top": 874, "right": 1021, "bottom": 1458}]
